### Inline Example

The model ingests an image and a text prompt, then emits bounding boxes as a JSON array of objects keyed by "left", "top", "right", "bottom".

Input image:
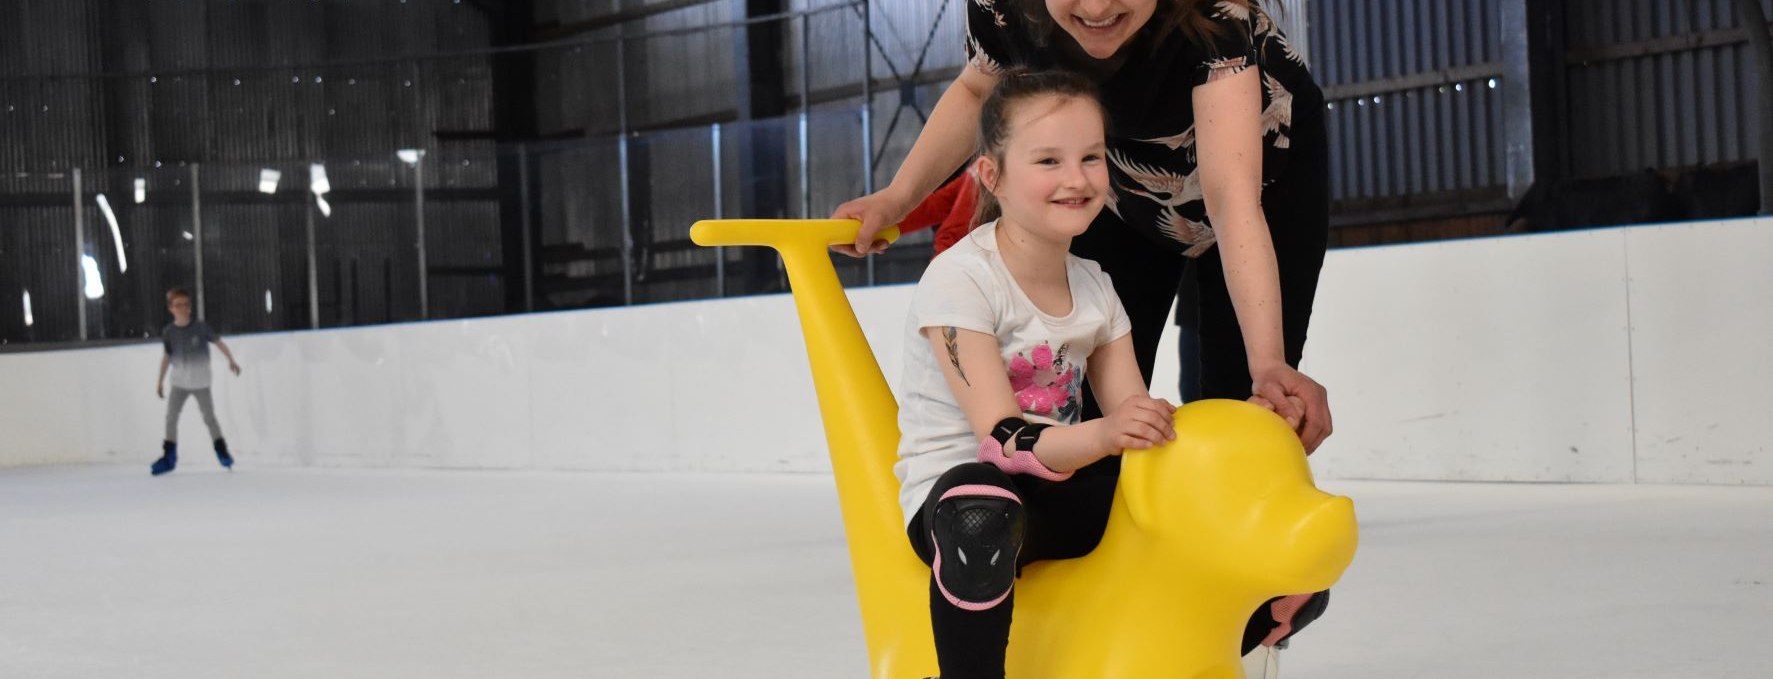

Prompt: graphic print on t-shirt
[
  {"left": 163, "top": 321, "right": 215, "bottom": 390},
  {"left": 1009, "top": 341, "right": 1080, "bottom": 423}
]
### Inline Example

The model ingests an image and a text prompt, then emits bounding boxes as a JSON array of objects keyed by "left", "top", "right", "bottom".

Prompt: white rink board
[
  {"left": 1621, "top": 220, "right": 1773, "bottom": 485},
  {"left": 1302, "top": 229, "right": 1636, "bottom": 482},
  {"left": 2, "top": 218, "right": 1767, "bottom": 485}
]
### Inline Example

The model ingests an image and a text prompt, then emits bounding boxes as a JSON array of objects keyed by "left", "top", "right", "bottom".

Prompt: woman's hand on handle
[
  {"left": 830, "top": 188, "right": 911, "bottom": 258},
  {"left": 832, "top": 64, "right": 998, "bottom": 258},
  {"left": 1250, "top": 362, "right": 1332, "bottom": 454}
]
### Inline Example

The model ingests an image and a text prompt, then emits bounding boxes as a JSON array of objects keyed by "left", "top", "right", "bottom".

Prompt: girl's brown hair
[{"left": 971, "top": 69, "right": 1109, "bottom": 228}]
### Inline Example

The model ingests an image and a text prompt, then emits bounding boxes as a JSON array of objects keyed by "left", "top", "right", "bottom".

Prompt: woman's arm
[
  {"left": 1193, "top": 67, "right": 1332, "bottom": 450},
  {"left": 1194, "top": 68, "right": 1285, "bottom": 370},
  {"left": 832, "top": 64, "right": 1000, "bottom": 257}
]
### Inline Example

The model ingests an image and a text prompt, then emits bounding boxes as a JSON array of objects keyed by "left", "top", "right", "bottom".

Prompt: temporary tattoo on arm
[{"left": 943, "top": 326, "right": 971, "bottom": 387}]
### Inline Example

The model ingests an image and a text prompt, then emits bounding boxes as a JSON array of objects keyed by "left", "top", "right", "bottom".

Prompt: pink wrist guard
[{"left": 977, "top": 417, "right": 1071, "bottom": 481}]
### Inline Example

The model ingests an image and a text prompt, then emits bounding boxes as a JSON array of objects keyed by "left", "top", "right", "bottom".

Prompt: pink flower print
[{"left": 1008, "top": 342, "right": 1077, "bottom": 418}]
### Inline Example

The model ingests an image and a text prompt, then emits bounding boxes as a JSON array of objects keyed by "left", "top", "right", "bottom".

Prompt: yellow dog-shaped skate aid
[{"left": 690, "top": 219, "right": 1357, "bottom": 679}]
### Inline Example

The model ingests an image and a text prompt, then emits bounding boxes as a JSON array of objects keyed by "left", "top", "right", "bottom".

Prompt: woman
[
  {"left": 837, "top": 0, "right": 1330, "bottom": 447},
  {"left": 832, "top": 1, "right": 1334, "bottom": 669}
]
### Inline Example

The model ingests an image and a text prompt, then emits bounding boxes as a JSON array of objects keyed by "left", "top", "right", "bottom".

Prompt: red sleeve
[
  {"left": 932, "top": 179, "right": 980, "bottom": 255},
  {"left": 897, "top": 175, "right": 966, "bottom": 235}
]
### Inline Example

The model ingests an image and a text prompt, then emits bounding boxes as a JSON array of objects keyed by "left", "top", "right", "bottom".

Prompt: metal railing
[
  {"left": 0, "top": 0, "right": 956, "bottom": 349},
  {"left": 0, "top": 108, "right": 935, "bottom": 349}
]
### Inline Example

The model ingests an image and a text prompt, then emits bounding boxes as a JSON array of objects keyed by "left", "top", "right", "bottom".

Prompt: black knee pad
[
  {"left": 1286, "top": 589, "right": 1331, "bottom": 638},
  {"left": 927, "top": 485, "right": 1025, "bottom": 611}
]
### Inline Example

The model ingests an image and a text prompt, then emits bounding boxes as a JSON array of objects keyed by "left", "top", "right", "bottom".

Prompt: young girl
[{"left": 895, "top": 70, "right": 1183, "bottom": 679}]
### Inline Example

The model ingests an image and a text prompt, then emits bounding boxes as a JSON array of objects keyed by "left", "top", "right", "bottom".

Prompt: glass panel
[
  {"left": 0, "top": 171, "right": 79, "bottom": 345},
  {"left": 84, "top": 167, "right": 200, "bottom": 341}
]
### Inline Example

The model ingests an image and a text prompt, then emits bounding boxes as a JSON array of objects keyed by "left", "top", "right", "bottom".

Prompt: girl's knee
[
  {"left": 926, "top": 484, "right": 1025, "bottom": 611},
  {"left": 936, "top": 461, "right": 1019, "bottom": 491}
]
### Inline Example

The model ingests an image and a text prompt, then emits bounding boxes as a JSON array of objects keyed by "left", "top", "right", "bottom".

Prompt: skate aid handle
[
  {"left": 688, "top": 218, "right": 915, "bottom": 676},
  {"left": 689, "top": 219, "right": 901, "bottom": 251}
]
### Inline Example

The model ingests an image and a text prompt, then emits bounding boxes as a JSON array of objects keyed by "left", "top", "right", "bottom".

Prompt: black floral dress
[{"left": 966, "top": 0, "right": 1331, "bottom": 403}]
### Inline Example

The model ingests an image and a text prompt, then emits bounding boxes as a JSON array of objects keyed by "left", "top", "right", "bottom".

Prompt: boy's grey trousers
[{"left": 165, "top": 387, "right": 223, "bottom": 442}]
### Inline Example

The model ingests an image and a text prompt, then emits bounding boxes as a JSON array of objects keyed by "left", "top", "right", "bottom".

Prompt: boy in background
[{"left": 152, "top": 287, "right": 241, "bottom": 476}]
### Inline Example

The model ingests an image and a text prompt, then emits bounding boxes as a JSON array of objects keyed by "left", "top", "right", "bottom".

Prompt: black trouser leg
[
  {"left": 906, "top": 462, "right": 1122, "bottom": 679},
  {"left": 1069, "top": 218, "right": 1186, "bottom": 419}
]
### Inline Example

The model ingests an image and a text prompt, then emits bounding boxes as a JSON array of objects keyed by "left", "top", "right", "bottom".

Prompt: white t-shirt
[{"left": 895, "top": 221, "right": 1132, "bottom": 525}]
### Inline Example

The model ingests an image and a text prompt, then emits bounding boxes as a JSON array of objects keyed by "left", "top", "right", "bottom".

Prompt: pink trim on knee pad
[
  {"left": 927, "top": 485, "right": 1020, "bottom": 612},
  {"left": 930, "top": 530, "right": 1013, "bottom": 612},
  {"left": 939, "top": 484, "right": 1021, "bottom": 504},
  {"left": 977, "top": 435, "right": 1072, "bottom": 481},
  {"left": 1260, "top": 593, "right": 1314, "bottom": 646}
]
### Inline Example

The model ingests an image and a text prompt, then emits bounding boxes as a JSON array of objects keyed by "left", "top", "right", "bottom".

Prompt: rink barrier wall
[{"left": 2, "top": 217, "right": 1767, "bottom": 485}]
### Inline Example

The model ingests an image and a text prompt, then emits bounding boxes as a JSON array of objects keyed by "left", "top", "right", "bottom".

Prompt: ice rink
[{"left": 4, "top": 463, "right": 1768, "bottom": 678}]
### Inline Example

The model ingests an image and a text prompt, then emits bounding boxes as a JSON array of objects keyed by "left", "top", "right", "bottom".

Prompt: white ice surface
[{"left": 3, "top": 465, "right": 1769, "bottom": 678}]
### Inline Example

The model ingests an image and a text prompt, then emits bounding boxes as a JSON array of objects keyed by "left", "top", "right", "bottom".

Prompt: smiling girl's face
[{"left": 978, "top": 94, "right": 1110, "bottom": 242}]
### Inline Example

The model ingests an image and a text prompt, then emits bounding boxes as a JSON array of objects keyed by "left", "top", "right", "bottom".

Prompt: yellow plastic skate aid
[{"left": 691, "top": 219, "right": 1357, "bottom": 679}]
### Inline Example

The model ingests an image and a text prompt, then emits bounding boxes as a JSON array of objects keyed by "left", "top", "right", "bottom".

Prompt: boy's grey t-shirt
[{"left": 162, "top": 321, "right": 216, "bottom": 389}]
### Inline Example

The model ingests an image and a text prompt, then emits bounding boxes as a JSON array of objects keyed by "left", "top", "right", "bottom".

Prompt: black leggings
[
  {"left": 907, "top": 461, "right": 1320, "bottom": 679},
  {"left": 907, "top": 462, "right": 1118, "bottom": 679}
]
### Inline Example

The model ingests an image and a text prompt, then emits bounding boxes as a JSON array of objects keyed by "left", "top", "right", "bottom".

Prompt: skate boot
[
  {"left": 151, "top": 441, "right": 178, "bottom": 476},
  {"left": 214, "top": 438, "right": 233, "bottom": 470}
]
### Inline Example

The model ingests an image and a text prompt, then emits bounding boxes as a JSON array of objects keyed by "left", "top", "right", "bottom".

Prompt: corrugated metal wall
[
  {"left": 9, "top": 0, "right": 1771, "bottom": 345},
  {"left": 523, "top": 0, "right": 890, "bottom": 309},
  {"left": 1309, "top": 0, "right": 1767, "bottom": 205},
  {"left": 1565, "top": 0, "right": 1767, "bottom": 177},
  {"left": 1, "top": 0, "right": 496, "bottom": 169},
  {"left": 1, "top": 0, "right": 506, "bottom": 343},
  {"left": 1309, "top": 0, "right": 1509, "bottom": 205},
  {"left": 530, "top": 1, "right": 883, "bottom": 134}
]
